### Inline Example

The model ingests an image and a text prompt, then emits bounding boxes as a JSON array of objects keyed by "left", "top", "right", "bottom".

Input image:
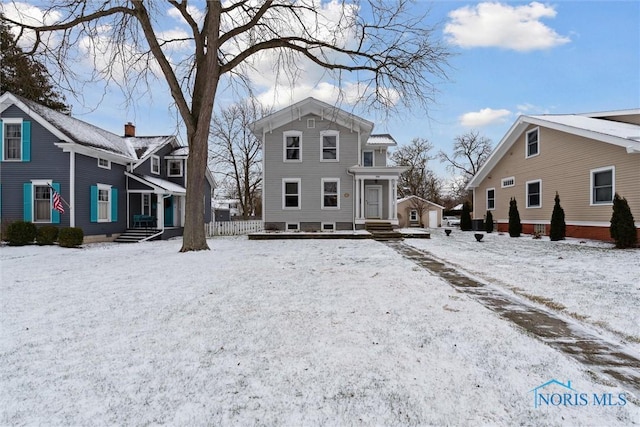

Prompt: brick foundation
[{"left": 496, "top": 222, "right": 640, "bottom": 242}]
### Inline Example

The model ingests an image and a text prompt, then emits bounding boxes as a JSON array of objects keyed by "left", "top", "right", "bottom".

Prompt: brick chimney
[{"left": 124, "top": 122, "right": 135, "bottom": 137}]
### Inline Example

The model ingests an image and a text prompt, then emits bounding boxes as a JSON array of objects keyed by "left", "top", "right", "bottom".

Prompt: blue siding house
[{"left": 0, "top": 92, "right": 214, "bottom": 242}]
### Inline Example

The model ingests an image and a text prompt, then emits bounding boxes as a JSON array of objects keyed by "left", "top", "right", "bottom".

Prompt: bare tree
[
  {"left": 209, "top": 99, "right": 264, "bottom": 219},
  {"left": 3, "top": 0, "right": 450, "bottom": 251},
  {"left": 439, "top": 130, "right": 492, "bottom": 184},
  {"left": 391, "top": 138, "right": 441, "bottom": 201}
]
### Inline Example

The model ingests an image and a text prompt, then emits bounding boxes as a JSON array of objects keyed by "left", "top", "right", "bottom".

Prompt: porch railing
[{"left": 206, "top": 220, "right": 264, "bottom": 236}]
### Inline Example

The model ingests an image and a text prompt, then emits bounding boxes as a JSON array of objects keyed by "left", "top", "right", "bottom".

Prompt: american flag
[{"left": 53, "top": 190, "right": 65, "bottom": 214}]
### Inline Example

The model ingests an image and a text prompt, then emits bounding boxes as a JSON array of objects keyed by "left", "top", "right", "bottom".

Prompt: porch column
[
  {"left": 360, "top": 178, "right": 365, "bottom": 219},
  {"left": 156, "top": 193, "right": 164, "bottom": 229},
  {"left": 388, "top": 178, "right": 393, "bottom": 220},
  {"left": 392, "top": 179, "right": 398, "bottom": 220},
  {"left": 354, "top": 177, "right": 361, "bottom": 220}
]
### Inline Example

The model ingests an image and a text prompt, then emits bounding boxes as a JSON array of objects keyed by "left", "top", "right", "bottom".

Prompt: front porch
[{"left": 348, "top": 166, "right": 407, "bottom": 226}]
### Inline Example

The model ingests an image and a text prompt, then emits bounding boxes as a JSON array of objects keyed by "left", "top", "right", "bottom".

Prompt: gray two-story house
[
  {"left": 250, "top": 97, "right": 406, "bottom": 231},
  {"left": 0, "top": 91, "right": 214, "bottom": 242}
]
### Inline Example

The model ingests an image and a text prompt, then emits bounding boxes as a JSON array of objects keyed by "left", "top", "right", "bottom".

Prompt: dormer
[{"left": 362, "top": 134, "right": 396, "bottom": 167}]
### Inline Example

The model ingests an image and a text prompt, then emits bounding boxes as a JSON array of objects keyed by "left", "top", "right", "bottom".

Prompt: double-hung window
[
  {"left": 168, "top": 159, "right": 183, "bottom": 177},
  {"left": 526, "top": 180, "right": 542, "bottom": 208},
  {"left": 321, "top": 178, "right": 340, "bottom": 209},
  {"left": 283, "top": 131, "right": 302, "bottom": 162},
  {"left": 526, "top": 128, "right": 539, "bottom": 158},
  {"left": 2, "top": 118, "right": 30, "bottom": 161},
  {"left": 320, "top": 131, "right": 339, "bottom": 162},
  {"left": 363, "top": 151, "right": 374, "bottom": 167},
  {"left": 34, "top": 185, "right": 52, "bottom": 222},
  {"left": 487, "top": 188, "right": 496, "bottom": 210},
  {"left": 98, "top": 185, "right": 111, "bottom": 221},
  {"left": 151, "top": 155, "right": 161, "bottom": 174},
  {"left": 283, "top": 178, "right": 301, "bottom": 209},
  {"left": 91, "top": 184, "right": 117, "bottom": 222},
  {"left": 591, "top": 166, "right": 614, "bottom": 205},
  {"left": 410, "top": 210, "right": 418, "bottom": 222}
]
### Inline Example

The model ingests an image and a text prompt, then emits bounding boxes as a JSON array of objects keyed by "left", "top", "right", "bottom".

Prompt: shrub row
[{"left": 4, "top": 221, "right": 83, "bottom": 248}]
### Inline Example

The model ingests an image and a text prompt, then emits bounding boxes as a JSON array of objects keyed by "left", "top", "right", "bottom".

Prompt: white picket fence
[{"left": 206, "top": 220, "right": 264, "bottom": 236}]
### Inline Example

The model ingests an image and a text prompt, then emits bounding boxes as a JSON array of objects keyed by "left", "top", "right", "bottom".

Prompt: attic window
[
  {"left": 501, "top": 177, "right": 515, "bottom": 188},
  {"left": 167, "top": 159, "right": 183, "bottom": 177},
  {"left": 151, "top": 155, "right": 160, "bottom": 174},
  {"left": 307, "top": 118, "right": 315, "bottom": 128},
  {"left": 526, "top": 128, "right": 539, "bottom": 158},
  {"left": 98, "top": 158, "right": 110, "bottom": 169}
]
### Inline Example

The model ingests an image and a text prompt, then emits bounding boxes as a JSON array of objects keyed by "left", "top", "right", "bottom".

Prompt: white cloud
[
  {"left": 445, "top": 2, "right": 570, "bottom": 51},
  {"left": 460, "top": 108, "right": 511, "bottom": 127},
  {"left": 0, "top": 2, "right": 62, "bottom": 50}
]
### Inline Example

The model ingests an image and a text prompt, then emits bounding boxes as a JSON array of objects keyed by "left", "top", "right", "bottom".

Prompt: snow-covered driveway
[{"left": 1, "top": 237, "right": 638, "bottom": 425}]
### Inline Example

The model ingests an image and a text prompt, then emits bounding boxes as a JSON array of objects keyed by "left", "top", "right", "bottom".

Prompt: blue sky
[{"left": 4, "top": 1, "right": 639, "bottom": 179}]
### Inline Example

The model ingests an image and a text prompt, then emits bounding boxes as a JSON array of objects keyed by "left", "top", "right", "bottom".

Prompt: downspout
[{"left": 140, "top": 193, "right": 171, "bottom": 242}]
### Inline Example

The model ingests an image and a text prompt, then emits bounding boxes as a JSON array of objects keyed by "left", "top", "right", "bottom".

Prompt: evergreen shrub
[
  {"left": 549, "top": 192, "right": 566, "bottom": 241},
  {"left": 58, "top": 227, "right": 84, "bottom": 248},
  {"left": 36, "top": 225, "right": 59, "bottom": 245},
  {"left": 508, "top": 198, "right": 522, "bottom": 237},
  {"left": 610, "top": 194, "right": 637, "bottom": 249},
  {"left": 6, "top": 221, "right": 37, "bottom": 246},
  {"left": 485, "top": 211, "right": 494, "bottom": 233},
  {"left": 460, "top": 202, "right": 472, "bottom": 231}
]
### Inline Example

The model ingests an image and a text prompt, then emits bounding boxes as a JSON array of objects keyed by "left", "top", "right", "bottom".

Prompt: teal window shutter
[
  {"left": 22, "top": 121, "right": 31, "bottom": 162},
  {"left": 23, "top": 183, "right": 32, "bottom": 221},
  {"left": 90, "top": 185, "right": 98, "bottom": 222},
  {"left": 51, "top": 182, "right": 61, "bottom": 224},
  {"left": 111, "top": 188, "right": 118, "bottom": 222}
]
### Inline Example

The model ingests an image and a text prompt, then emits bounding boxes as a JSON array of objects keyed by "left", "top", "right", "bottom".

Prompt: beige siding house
[
  {"left": 249, "top": 98, "right": 407, "bottom": 231},
  {"left": 466, "top": 110, "right": 640, "bottom": 241}
]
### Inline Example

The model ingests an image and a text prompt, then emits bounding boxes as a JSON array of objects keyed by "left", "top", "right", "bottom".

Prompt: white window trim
[
  {"left": 286, "top": 222, "right": 300, "bottom": 231},
  {"left": 151, "top": 155, "right": 161, "bottom": 175},
  {"left": 97, "top": 158, "right": 111, "bottom": 169},
  {"left": 486, "top": 187, "right": 496, "bottom": 210},
  {"left": 525, "top": 127, "right": 540, "bottom": 159},
  {"left": 283, "top": 131, "right": 303, "bottom": 163},
  {"left": 363, "top": 150, "right": 375, "bottom": 167},
  {"left": 410, "top": 210, "right": 418, "bottom": 222},
  {"left": 321, "top": 178, "right": 340, "bottom": 210},
  {"left": 501, "top": 177, "right": 515, "bottom": 188},
  {"left": 590, "top": 166, "right": 615, "bottom": 206},
  {"left": 525, "top": 179, "right": 542, "bottom": 208},
  {"left": 307, "top": 118, "right": 315, "bottom": 129},
  {"left": 320, "top": 130, "right": 339, "bottom": 162},
  {"left": 2, "top": 117, "right": 23, "bottom": 161},
  {"left": 31, "top": 179, "right": 53, "bottom": 223},
  {"left": 167, "top": 159, "right": 183, "bottom": 177},
  {"left": 97, "top": 183, "right": 112, "bottom": 222},
  {"left": 321, "top": 222, "right": 335, "bottom": 232},
  {"left": 282, "top": 178, "right": 301, "bottom": 210}
]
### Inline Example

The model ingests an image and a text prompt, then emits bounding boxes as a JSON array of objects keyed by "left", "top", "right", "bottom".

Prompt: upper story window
[
  {"left": 363, "top": 151, "right": 374, "bottom": 167},
  {"left": 151, "top": 155, "right": 161, "bottom": 174},
  {"left": 283, "top": 131, "right": 302, "bottom": 162},
  {"left": 526, "top": 179, "right": 542, "bottom": 208},
  {"left": 591, "top": 166, "right": 614, "bottom": 205},
  {"left": 98, "top": 158, "right": 111, "bottom": 169},
  {"left": 487, "top": 188, "right": 496, "bottom": 210},
  {"left": 526, "top": 128, "right": 539, "bottom": 158},
  {"left": 168, "top": 159, "right": 183, "bottom": 177},
  {"left": 501, "top": 177, "right": 515, "bottom": 188},
  {"left": 320, "top": 130, "right": 339, "bottom": 162},
  {"left": 4, "top": 122, "right": 22, "bottom": 160}
]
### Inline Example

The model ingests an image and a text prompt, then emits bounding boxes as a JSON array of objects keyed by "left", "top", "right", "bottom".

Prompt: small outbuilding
[{"left": 397, "top": 196, "right": 444, "bottom": 228}]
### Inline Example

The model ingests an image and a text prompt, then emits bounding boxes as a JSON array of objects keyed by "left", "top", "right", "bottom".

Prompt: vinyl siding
[
  {"left": 0, "top": 105, "right": 70, "bottom": 227},
  {"left": 263, "top": 113, "right": 357, "bottom": 225},
  {"left": 474, "top": 124, "right": 640, "bottom": 224}
]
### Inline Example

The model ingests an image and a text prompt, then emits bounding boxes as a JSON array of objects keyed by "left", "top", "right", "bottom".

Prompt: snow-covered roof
[
  {"left": 467, "top": 111, "right": 640, "bottom": 189},
  {"left": 126, "top": 173, "right": 186, "bottom": 194},
  {"left": 0, "top": 92, "right": 177, "bottom": 160},
  {"left": 366, "top": 134, "right": 397, "bottom": 146},
  {"left": 249, "top": 97, "right": 374, "bottom": 139},
  {"left": 397, "top": 195, "right": 444, "bottom": 209}
]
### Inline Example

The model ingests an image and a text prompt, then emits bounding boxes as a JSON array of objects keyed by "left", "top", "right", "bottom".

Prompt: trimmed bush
[
  {"left": 508, "top": 198, "right": 522, "bottom": 237},
  {"left": 460, "top": 201, "right": 472, "bottom": 231},
  {"left": 549, "top": 192, "right": 566, "bottom": 241},
  {"left": 58, "top": 227, "right": 84, "bottom": 248},
  {"left": 36, "top": 225, "right": 59, "bottom": 245},
  {"left": 6, "top": 221, "right": 37, "bottom": 246},
  {"left": 484, "top": 211, "right": 494, "bottom": 233},
  {"left": 610, "top": 193, "right": 637, "bottom": 249}
]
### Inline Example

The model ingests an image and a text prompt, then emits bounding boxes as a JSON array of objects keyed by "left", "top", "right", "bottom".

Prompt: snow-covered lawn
[
  {"left": 1, "top": 237, "right": 638, "bottom": 425},
  {"left": 407, "top": 229, "right": 640, "bottom": 353}
]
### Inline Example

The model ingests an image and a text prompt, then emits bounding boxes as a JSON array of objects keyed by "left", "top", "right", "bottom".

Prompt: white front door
[{"left": 365, "top": 186, "right": 382, "bottom": 218}]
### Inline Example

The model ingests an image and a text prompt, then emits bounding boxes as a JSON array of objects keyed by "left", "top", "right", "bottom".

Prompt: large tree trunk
[{"left": 180, "top": 125, "right": 210, "bottom": 252}]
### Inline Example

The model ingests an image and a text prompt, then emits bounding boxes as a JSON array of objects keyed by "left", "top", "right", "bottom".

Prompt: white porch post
[
  {"left": 355, "top": 177, "right": 361, "bottom": 220},
  {"left": 391, "top": 179, "right": 398, "bottom": 220},
  {"left": 156, "top": 194, "right": 164, "bottom": 229},
  {"left": 360, "top": 178, "right": 365, "bottom": 219},
  {"left": 387, "top": 178, "right": 393, "bottom": 220}
]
